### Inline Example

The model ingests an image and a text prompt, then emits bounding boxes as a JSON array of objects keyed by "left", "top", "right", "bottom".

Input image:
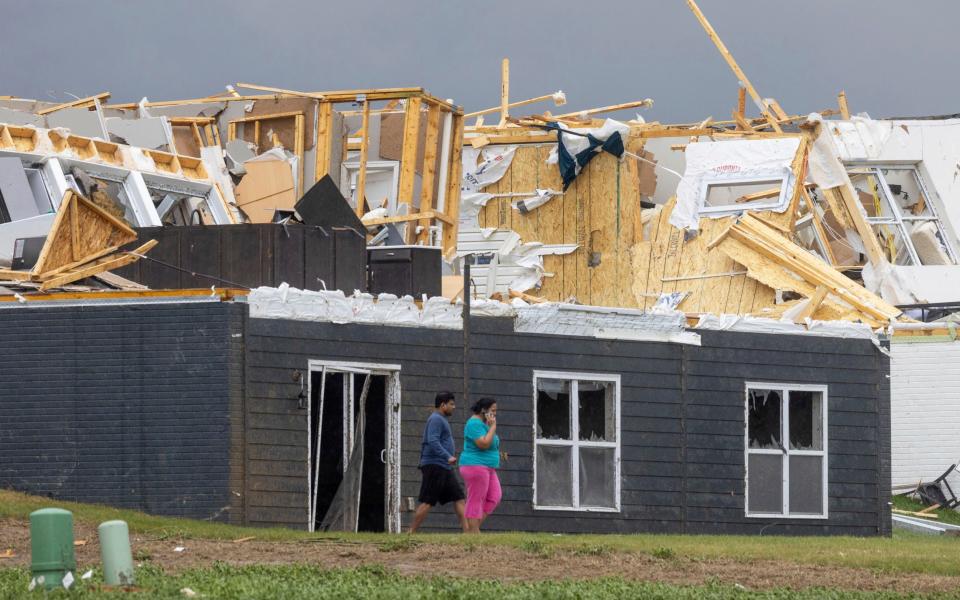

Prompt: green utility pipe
[
  {"left": 98, "top": 520, "right": 135, "bottom": 586},
  {"left": 29, "top": 508, "right": 76, "bottom": 590}
]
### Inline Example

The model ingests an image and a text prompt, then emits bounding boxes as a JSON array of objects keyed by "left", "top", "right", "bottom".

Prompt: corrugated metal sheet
[{"left": 890, "top": 339, "right": 960, "bottom": 489}]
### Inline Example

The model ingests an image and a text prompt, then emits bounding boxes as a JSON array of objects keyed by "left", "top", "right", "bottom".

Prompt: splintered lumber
[
  {"left": 32, "top": 190, "right": 137, "bottom": 277},
  {"left": 499, "top": 58, "right": 510, "bottom": 127},
  {"left": 465, "top": 91, "right": 566, "bottom": 119},
  {"left": 892, "top": 508, "right": 938, "bottom": 520},
  {"left": 709, "top": 213, "right": 901, "bottom": 322},
  {"left": 793, "top": 285, "right": 829, "bottom": 323},
  {"left": 686, "top": 0, "right": 783, "bottom": 133},
  {"left": 36, "top": 92, "right": 111, "bottom": 115},
  {"left": 553, "top": 99, "right": 654, "bottom": 119},
  {"left": 838, "top": 90, "right": 851, "bottom": 119},
  {"left": 834, "top": 183, "right": 886, "bottom": 265},
  {"left": 38, "top": 240, "right": 157, "bottom": 291}
]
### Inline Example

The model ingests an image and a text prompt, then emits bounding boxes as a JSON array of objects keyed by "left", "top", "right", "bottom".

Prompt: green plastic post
[
  {"left": 29, "top": 508, "right": 76, "bottom": 590},
  {"left": 98, "top": 520, "right": 135, "bottom": 586}
]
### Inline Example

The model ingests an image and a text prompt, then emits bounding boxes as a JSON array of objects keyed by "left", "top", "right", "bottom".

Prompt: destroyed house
[{"left": 0, "top": 294, "right": 891, "bottom": 537}]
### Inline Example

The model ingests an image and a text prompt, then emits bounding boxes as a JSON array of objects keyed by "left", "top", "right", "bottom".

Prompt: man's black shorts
[{"left": 417, "top": 464, "right": 465, "bottom": 506}]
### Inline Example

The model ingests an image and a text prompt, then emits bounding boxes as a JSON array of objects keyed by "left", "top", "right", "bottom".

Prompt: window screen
[
  {"left": 536, "top": 445, "right": 573, "bottom": 507},
  {"left": 746, "top": 385, "right": 827, "bottom": 518}
]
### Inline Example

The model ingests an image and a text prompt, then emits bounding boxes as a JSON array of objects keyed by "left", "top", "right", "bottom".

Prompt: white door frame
[{"left": 306, "top": 360, "right": 402, "bottom": 533}]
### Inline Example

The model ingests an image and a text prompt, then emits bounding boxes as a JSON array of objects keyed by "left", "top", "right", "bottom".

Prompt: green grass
[
  {"left": 0, "top": 564, "right": 952, "bottom": 600},
  {"left": 892, "top": 494, "right": 960, "bottom": 526},
  {"left": 4, "top": 489, "right": 960, "bottom": 578}
]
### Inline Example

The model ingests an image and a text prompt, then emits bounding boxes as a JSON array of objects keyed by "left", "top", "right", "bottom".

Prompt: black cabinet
[{"left": 367, "top": 246, "right": 440, "bottom": 298}]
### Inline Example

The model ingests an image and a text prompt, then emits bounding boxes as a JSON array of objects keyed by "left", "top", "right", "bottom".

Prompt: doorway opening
[{"left": 307, "top": 361, "right": 400, "bottom": 533}]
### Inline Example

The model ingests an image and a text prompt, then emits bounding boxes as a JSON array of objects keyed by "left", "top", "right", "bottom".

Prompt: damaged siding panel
[
  {"left": 685, "top": 330, "right": 885, "bottom": 536},
  {"left": 0, "top": 303, "right": 234, "bottom": 520},
  {"left": 243, "top": 316, "right": 463, "bottom": 530}
]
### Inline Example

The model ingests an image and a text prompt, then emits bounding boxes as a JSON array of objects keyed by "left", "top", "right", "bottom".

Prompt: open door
[{"left": 307, "top": 361, "right": 401, "bottom": 533}]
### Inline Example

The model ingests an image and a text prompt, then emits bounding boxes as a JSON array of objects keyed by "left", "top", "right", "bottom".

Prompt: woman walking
[{"left": 459, "top": 398, "right": 502, "bottom": 533}]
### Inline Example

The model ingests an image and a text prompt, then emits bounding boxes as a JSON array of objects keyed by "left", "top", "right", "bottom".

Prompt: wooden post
[
  {"left": 838, "top": 90, "right": 850, "bottom": 119},
  {"left": 441, "top": 113, "right": 465, "bottom": 256},
  {"left": 355, "top": 99, "right": 371, "bottom": 218},
  {"left": 294, "top": 113, "right": 305, "bottom": 197},
  {"left": 416, "top": 104, "right": 443, "bottom": 244},
  {"left": 499, "top": 58, "right": 510, "bottom": 128},
  {"left": 398, "top": 96, "right": 423, "bottom": 241},
  {"left": 315, "top": 101, "right": 333, "bottom": 182},
  {"left": 686, "top": 0, "right": 783, "bottom": 133},
  {"left": 737, "top": 86, "right": 746, "bottom": 120}
]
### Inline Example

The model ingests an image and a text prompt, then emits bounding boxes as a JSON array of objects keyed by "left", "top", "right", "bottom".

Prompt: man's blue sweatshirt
[{"left": 420, "top": 412, "right": 455, "bottom": 469}]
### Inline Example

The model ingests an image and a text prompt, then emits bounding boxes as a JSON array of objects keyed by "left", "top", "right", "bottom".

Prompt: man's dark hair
[{"left": 435, "top": 391, "right": 455, "bottom": 408}]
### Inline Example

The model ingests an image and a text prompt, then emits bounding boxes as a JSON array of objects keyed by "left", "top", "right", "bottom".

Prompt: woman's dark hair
[{"left": 470, "top": 397, "right": 497, "bottom": 414}]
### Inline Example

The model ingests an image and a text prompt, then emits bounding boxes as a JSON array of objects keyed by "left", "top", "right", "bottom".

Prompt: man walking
[{"left": 409, "top": 391, "right": 468, "bottom": 533}]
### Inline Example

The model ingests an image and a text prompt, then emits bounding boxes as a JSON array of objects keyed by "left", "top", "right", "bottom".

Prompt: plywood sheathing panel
[
  {"left": 32, "top": 191, "right": 137, "bottom": 277},
  {"left": 630, "top": 199, "right": 775, "bottom": 314},
  {"left": 245, "top": 97, "right": 318, "bottom": 150}
]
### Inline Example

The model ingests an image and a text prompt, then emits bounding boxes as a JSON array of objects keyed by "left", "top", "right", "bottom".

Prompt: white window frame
[
  {"left": 744, "top": 382, "right": 828, "bottom": 519},
  {"left": 698, "top": 168, "right": 795, "bottom": 216},
  {"left": 532, "top": 370, "right": 621, "bottom": 512},
  {"left": 306, "top": 360, "right": 402, "bottom": 533},
  {"left": 340, "top": 160, "right": 400, "bottom": 215},
  {"left": 846, "top": 164, "right": 957, "bottom": 265}
]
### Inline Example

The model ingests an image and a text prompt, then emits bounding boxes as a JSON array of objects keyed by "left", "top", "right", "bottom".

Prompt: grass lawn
[
  {"left": 0, "top": 564, "right": 955, "bottom": 600},
  {"left": 3, "top": 489, "right": 960, "bottom": 591}
]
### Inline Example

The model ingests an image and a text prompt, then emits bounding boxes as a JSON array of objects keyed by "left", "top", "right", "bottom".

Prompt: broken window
[
  {"left": 746, "top": 384, "right": 827, "bottom": 518},
  {"left": 534, "top": 372, "right": 619, "bottom": 511},
  {"left": 698, "top": 169, "right": 795, "bottom": 217},
  {"left": 848, "top": 166, "right": 956, "bottom": 265}
]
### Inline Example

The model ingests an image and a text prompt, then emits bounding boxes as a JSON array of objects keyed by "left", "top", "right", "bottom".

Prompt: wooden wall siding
[
  {"left": 0, "top": 302, "right": 236, "bottom": 522},
  {"left": 633, "top": 200, "right": 777, "bottom": 313},
  {"left": 476, "top": 145, "right": 641, "bottom": 307},
  {"left": 243, "top": 314, "right": 889, "bottom": 536}
]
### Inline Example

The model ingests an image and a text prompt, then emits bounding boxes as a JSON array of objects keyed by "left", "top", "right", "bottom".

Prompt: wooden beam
[
  {"left": 499, "top": 58, "right": 510, "bottom": 128},
  {"left": 442, "top": 113, "right": 465, "bottom": 256},
  {"left": 362, "top": 209, "right": 454, "bottom": 227},
  {"left": 685, "top": 0, "right": 783, "bottom": 133},
  {"left": 398, "top": 96, "right": 423, "bottom": 240},
  {"left": 36, "top": 92, "right": 111, "bottom": 116},
  {"left": 355, "top": 100, "right": 371, "bottom": 218},
  {"left": 733, "top": 109, "right": 755, "bottom": 132},
  {"left": 417, "top": 104, "right": 443, "bottom": 244},
  {"left": 793, "top": 285, "right": 829, "bottom": 323},
  {"left": 838, "top": 90, "right": 851, "bottom": 120},
  {"left": 38, "top": 240, "right": 158, "bottom": 291},
  {"left": 800, "top": 186, "right": 838, "bottom": 266},
  {"left": 553, "top": 99, "right": 654, "bottom": 119},
  {"left": 835, "top": 184, "right": 885, "bottom": 265},
  {"left": 315, "top": 101, "right": 333, "bottom": 182},
  {"left": 465, "top": 91, "right": 565, "bottom": 119},
  {"left": 737, "top": 87, "right": 746, "bottom": 119}
]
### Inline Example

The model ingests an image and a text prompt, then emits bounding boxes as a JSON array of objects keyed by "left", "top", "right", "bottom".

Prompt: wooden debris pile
[{"left": 0, "top": 191, "right": 156, "bottom": 292}]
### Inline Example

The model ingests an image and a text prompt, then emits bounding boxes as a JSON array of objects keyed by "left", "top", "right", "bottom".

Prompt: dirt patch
[{"left": 1, "top": 518, "right": 958, "bottom": 593}]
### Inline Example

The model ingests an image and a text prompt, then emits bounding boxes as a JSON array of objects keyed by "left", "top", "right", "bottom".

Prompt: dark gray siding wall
[
  {"left": 244, "top": 315, "right": 890, "bottom": 536},
  {"left": 0, "top": 302, "right": 238, "bottom": 521},
  {"left": 242, "top": 316, "right": 463, "bottom": 529}
]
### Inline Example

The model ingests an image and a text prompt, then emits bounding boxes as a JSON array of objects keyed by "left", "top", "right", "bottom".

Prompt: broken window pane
[
  {"left": 704, "top": 179, "right": 784, "bottom": 209},
  {"left": 748, "top": 389, "right": 782, "bottom": 450},
  {"left": 747, "top": 453, "right": 783, "bottom": 514},
  {"left": 149, "top": 188, "right": 213, "bottom": 225},
  {"left": 849, "top": 171, "right": 897, "bottom": 219},
  {"left": 789, "top": 390, "right": 823, "bottom": 451},
  {"left": 578, "top": 380, "right": 615, "bottom": 442},
  {"left": 789, "top": 455, "right": 823, "bottom": 514},
  {"left": 579, "top": 447, "right": 616, "bottom": 508},
  {"left": 536, "top": 379, "right": 570, "bottom": 440},
  {"left": 536, "top": 445, "right": 573, "bottom": 507},
  {"left": 881, "top": 168, "right": 931, "bottom": 217},
  {"left": 871, "top": 223, "right": 915, "bottom": 265}
]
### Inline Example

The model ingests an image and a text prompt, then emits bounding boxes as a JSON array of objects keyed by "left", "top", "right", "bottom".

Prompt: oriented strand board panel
[
  {"left": 630, "top": 200, "right": 776, "bottom": 314},
  {"left": 246, "top": 97, "right": 318, "bottom": 150},
  {"left": 475, "top": 143, "right": 641, "bottom": 306}
]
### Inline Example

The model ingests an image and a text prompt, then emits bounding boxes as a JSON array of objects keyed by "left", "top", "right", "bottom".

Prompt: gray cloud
[{"left": 2, "top": 0, "right": 957, "bottom": 122}]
